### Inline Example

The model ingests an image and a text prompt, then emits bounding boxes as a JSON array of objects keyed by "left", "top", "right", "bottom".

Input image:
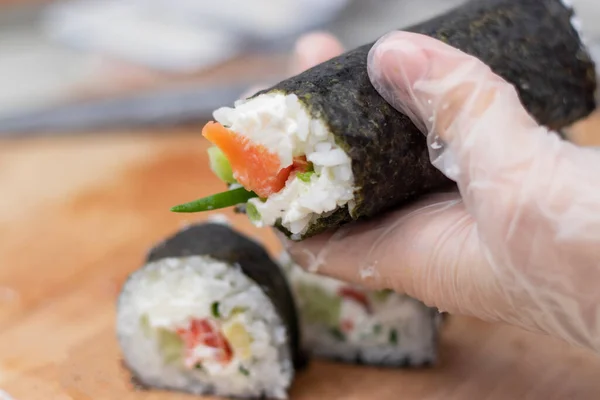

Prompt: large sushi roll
[
  {"left": 171, "top": 0, "right": 597, "bottom": 241},
  {"left": 116, "top": 223, "right": 305, "bottom": 399},
  {"left": 280, "top": 253, "right": 444, "bottom": 367}
]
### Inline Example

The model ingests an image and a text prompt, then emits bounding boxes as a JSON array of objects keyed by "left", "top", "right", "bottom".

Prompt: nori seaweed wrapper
[
  {"left": 146, "top": 222, "right": 307, "bottom": 371},
  {"left": 253, "top": 0, "right": 597, "bottom": 239}
]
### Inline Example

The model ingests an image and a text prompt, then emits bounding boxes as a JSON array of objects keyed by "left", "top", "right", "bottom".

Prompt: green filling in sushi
[
  {"left": 281, "top": 252, "right": 443, "bottom": 367},
  {"left": 117, "top": 223, "right": 306, "bottom": 399}
]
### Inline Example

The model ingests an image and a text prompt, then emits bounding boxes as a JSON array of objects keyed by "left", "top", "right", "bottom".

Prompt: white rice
[
  {"left": 281, "top": 254, "right": 441, "bottom": 366},
  {"left": 213, "top": 92, "right": 356, "bottom": 237},
  {"left": 117, "top": 256, "right": 293, "bottom": 399}
]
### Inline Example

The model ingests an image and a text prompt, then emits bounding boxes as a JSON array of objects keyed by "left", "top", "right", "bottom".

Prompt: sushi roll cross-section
[
  {"left": 281, "top": 253, "right": 444, "bottom": 367},
  {"left": 116, "top": 223, "right": 305, "bottom": 399},
  {"left": 171, "top": 0, "right": 597, "bottom": 241}
]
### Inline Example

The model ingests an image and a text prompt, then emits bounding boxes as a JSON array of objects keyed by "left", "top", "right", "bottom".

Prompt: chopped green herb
[
  {"left": 245, "top": 201, "right": 261, "bottom": 221},
  {"left": 296, "top": 283, "right": 341, "bottom": 326},
  {"left": 170, "top": 187, "right": 257, "bottom": 213},
  {"left": 208, "top": 146, "right": 236, "bottom": 184},
  {"left": 239, "top": 366, "right": 250, "bottom": 376},
  {"left": 195, "top": 362, "right": 203, "bottom": 370},
  {"left": 211, "top": 301, "right": 221, "bottom": 318},
  {"left": 389, "top": 329, "right": 398, "bottom": 345},
  {"left": 139, "top": 314, "right": 152, "bottom": 338},
  {"left": 157, "top": 328, "right": 184, "bottom": 365},
  {"left": 373, "top": 324, "right": 382, "bottom": 335},
  {"left": 296, "top": 171, "right": 314, "bottom": 182},
  {"left": 330, "top": 327, "right": 345, "bottom": 341}
]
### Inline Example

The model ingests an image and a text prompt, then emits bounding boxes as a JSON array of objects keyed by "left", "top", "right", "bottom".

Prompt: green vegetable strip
[
  {"left": 389, "top": 329, "right": 398, "bottom": 345},
  {"left": 296, "top": 283, "right": 341, "bottom": 326},
  {"left": 245, "top": 202, "right": 261, "bottom": 221},
  {"left": 170, "top": 187, "right": 257, "bottom": 213},
  {"left": 296, "top": 171, "right": 314, "bottom": 183},
  {"left": 211, "top": 301, "right": 221, "bottom": 318},
  {"left": 208, "top": 146, "right": 236, "bottom": 184},
  {"left": 372, "top": 289, "right": 394, "bottom": 302},
  {"left": 157, "top": 328, "right": 184, "bottom": 365},
  {"left": 330, "top": 327, "right": 345, "bottom": 341},
  {"left": 373, "top": 324, "right": 382, "bottom": 335}
]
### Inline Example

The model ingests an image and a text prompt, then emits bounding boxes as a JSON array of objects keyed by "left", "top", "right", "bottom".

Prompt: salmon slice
[
  {"left": 338, "top": 286, "right": 371, "bottom": 313},
  {"left": 202, "top": 121, "right": 293, "bottom": 198},
  {"left": 177, "top": 318, "right": 233, "bottom": 366}
]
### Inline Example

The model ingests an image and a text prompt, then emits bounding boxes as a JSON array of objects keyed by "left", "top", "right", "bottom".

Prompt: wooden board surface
[{"left": 1, "top": 116, "right": 600, "bottom": 399}]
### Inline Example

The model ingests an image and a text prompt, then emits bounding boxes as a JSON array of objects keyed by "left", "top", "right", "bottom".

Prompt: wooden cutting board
[{"left": 1, "top": 116, "right": 600, "bottom": 400}]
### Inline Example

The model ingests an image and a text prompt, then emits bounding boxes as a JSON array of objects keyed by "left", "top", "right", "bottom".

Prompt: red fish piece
[
  {"left": 338, "top": 286, "right": 371, "bottom": 313},
  {"left": 177, "top": 318, "right": 233, "bottom": 366}
]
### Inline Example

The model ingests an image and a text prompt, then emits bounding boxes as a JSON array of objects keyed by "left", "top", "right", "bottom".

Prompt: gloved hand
[{"left": 283, "top": 30, "right": 600, "bottom": 352}]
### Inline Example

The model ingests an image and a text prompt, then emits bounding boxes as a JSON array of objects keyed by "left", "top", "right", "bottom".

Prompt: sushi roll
[
  {"left": 116, "top": 223, "right": 305, "bottom": 399},
  {"left": 171, "top": 0, "right": 597, "bottom": 241},
  {"left": 280, "top": 253, "right": 443, "bottom": 367}
]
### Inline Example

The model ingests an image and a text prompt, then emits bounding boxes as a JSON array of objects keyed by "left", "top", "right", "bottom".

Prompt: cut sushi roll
[
  {"left": 171, "top": 0, "right": 597, "bottom": 241},
  {"left": 280, "top": 253, "right": 443, "bottom": 367},
  {"left": 116, "top": 223, "right": 305, "bottom": 399}
]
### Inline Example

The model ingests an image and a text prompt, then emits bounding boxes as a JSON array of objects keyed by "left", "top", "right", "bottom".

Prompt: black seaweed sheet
[
  {"left": 254, "top": 0, "right": 597, "bottom": 239},
  {"left": 146, "top": 223, "right": 307, "bottom": 373}
]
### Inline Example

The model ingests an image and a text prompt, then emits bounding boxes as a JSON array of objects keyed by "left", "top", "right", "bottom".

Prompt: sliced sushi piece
[
  {"left": 116, "top": 223, "right": 305, "bottom": 399},
  {"left": 172, "top": 0, "right": 597, "bottom": 241},
  {"left": 279, "top": 253, "right": 444, "bottom": 367}
]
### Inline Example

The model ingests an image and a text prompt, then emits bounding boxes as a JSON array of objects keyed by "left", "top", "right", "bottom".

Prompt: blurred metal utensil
[{"left": 0, "top": 83, "right": 259, "bottom": 137}]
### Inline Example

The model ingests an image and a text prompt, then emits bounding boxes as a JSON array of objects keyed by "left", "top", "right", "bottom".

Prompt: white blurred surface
[
  {"left": 0, "top": 0, "right": 599, "bottom": 120},
  {"left": 43, "top": 1, "right": 241, "bottom": 73},
  {"left": 42, "top": 0, "right": 350, "bottom": 72},
  {"left": 0, "top": 25, "right": 98, "bottom": 117}
]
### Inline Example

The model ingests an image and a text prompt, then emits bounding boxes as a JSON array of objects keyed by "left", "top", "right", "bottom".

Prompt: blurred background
[{"left": 0, "top": 0, "right": 599, "bottom": 136}]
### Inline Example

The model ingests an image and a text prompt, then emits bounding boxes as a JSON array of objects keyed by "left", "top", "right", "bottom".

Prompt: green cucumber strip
[
  {"left": 245, "top": 201, "right": 261, "bottom": 221},
  {"left": 211, "top": 301, "right": 220, "bottom": 318},
  {"left": 389, "top": 329, "right": 398, "bottom": 345},
  {"left": 296, "top": 171, "right": 314, "bottom": 183},
  {"left": 157, "top": 328, "right": 184, "bottom": 365},
  {"left": 373, "top": 324, "right": 382, "bottom": 335},
  {"left": 296, "top": 283, "right": 341, "bottom": 326},
  {"left": 372, "top": 289, "right": 394, "bottom": 302},
  {"left": 170, "top": 187, "right": 257, "bottom": 213},
  {"left": 330, "top": 327, "right": 345, "bottom": 341},
  {"left": 207, "top": 146, "right": 236, "bottom": 184}
]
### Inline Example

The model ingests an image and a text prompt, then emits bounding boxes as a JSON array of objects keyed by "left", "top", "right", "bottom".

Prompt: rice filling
[
  {"left": 117, "top": 255, "right": 293, "bottom": 399},
  {"left": 213, "top": 93, "right": 357, "bottom": 236},
  {"left": 280, "top": 253, "right": 442, "bottom": 366}
]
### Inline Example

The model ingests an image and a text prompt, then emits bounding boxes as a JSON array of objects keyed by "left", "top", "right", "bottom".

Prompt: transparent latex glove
[{"left": 282, "top": 31, "right": 600, "bottom": 352}]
